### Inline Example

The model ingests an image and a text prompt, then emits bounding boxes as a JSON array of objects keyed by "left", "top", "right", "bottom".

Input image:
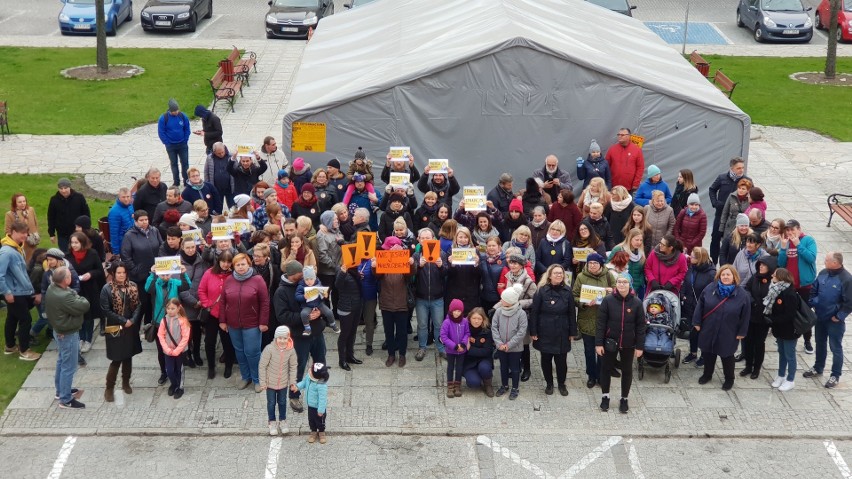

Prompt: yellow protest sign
[
  {"left": 389, "top": 172, "right": 410, "bottom": 187},
  {"left": 236, "top": 144, "right": 255, "bottom": 156},
  {"left": 304, "top": 286, "right": 329, "bottom": 302},
  {"left": 579, "top": 285, "right": 607, "bottom": 304},
  {"left": 291, "top": 122, "right": 327, "bottom": 153},
  {"left": 227, "top": 218, "right": 252, "bottom": 235},
  {"left": 422, "top": 240, "right": 440, "bottom": 263},
  {"left": 376, "top": 250, "right": 411, "bottom": 274},
  {"left": 451, "top": 247, "right": 477, "bottom": 265},
  {"left": 211, "top": 223, "right": 233, "bottom": 240},
  {"left": 154, "top": 256, "right": 181, "bottom": 276},
  {"left": 630, "top": 134, "right": 645, "bottom": 149},
  {"left": 463, "top": 196, "right": 487, "bottom": 212},
  {"left": 573, "top": 248, "right": 595, "bottom": 262},
  {"left": 463, "top": 185, "right": 484, "bottom": 197},
  {"left": 341, "top": 244, "right": 358, "bottom": 269},
  {"left": 427, "top": 159, "right": 448, "bottom": 174},
  {"left": 389, "top": 146, "right": 410, "bottom": 159},
  {"left": 181, "top": 229, "right": 204, "bottom": 246},
  {"left": 355, "top": 231, "right": 377, "bottom": 261}
]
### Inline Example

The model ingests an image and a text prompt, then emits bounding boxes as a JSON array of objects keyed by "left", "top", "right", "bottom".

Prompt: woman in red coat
[
  {"left": 546, "top": 189, "right": 583, "bottom": 242},
  {"left": 673, "top": 193, "right": 707, "bottom": 253},
  {"left": 645, "top": 234, "right": 688, "bottom": 294}
]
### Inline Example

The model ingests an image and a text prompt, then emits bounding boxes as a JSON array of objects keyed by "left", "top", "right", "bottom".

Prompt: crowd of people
[{"left": 1, "top": 124, "right": 850, "bottom": 437}]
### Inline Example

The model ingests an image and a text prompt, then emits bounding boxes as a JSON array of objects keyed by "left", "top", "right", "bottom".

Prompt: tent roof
[{"left": 284, "top": 0, "right": 747, "bottom": 124}]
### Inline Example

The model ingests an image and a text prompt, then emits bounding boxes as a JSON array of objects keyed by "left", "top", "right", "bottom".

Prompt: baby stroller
[{"left": 637, "top": 290, "right": 682, "bottom": 383}]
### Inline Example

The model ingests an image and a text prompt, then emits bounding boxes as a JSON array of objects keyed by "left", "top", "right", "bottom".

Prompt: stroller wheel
[
  {"left": 674, "top": 349, "right": 681, "bottom": 369},
  {"left": 664, "top": 364, "right": 672, "bottom": 384}
]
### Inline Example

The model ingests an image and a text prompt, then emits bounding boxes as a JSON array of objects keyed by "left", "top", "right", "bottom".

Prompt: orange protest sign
[
  {"left": 630, "top": 134, "right": 645, "bottom": 149},
  {"left": 355, "top": 232, "right": 378, "bottom": 261},
  {"left": 375, "top": 250, "right": 410, "bottom": 274},
  {"left": 341, "top": 244, "right": 358, "bottom": 269},
  {"left": 422, "top": 240, "right": 440, "bottom": 263}
]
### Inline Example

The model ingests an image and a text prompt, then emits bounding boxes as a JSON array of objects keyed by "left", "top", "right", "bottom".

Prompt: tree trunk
[
  {"left": 825, "top": 0, "right": 841, "bottom": 79},
  {"left": 96, "top": 0, "right": 108, "bottom": 74}
]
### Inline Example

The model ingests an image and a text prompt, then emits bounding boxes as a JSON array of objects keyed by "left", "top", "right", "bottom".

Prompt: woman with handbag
[
  {"left": 179, "top": 238, "right": 207, "bottom": 369},
  {"left": 595, "top": 273, "right": 645, "bottom": 413},
  {"left": 99, "top": 262, "right": 143, "bottom": 402},
  {"left": 198, "top": 251, "right": 236, "bottom": 379},
  {"left": 5, "top": 193, "right": 40, "bottom": 262}
]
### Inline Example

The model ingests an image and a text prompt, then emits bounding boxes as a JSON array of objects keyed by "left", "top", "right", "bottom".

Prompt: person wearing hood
[
  {"left": 288, "top": 157, "right": 313, "bottom": 194},
  {"left": 228, "top": 152, "right": 268, "bottom": 198},
  {"left": 416, "top": 164, "right": 460, "bottom": 207},
  {"left": 377, "top": 193, "right": 414, "bottom": 243},
  {"left": 530, "top": 264, "right": 577, "bottom": 397},
  {"left": 157, "top": 98, "right": 191, "bottom": 186},
  {"left": 291, "top": 183, "right": 322, "bottom": 231},
  {"left": 107, "top": 188, "right": 134, "bottom": 257},
  {"left": 491, "top": 283, "right": 529, "bottom": 400},
  {"left": 604, "top": 186, "right": 635, "bottom": 246},
  {"left": 204, "top": 142, "right": 235, "bottom": 209},
  {"left": 440, "top": 299, "right": 471, "bottom": 398},
  {"left": 674, "top": 193, "right": 708, "bottom": 254},
  {"left": 74, "top": 215, "right": 105, "bottom": 262},
  {"left": 576, "top": 140, "right": 612, "bottom": 190},
  {"left": 634, "top": 165, "right": 672, "bottom": 207},
  {"left": 574, "top": 253, "right": 616, "bottom": 388},
  {"left": 741, "top": 255, "right": 778, "bottom": 380},
  {"left": 182, "top": 167, "right": 223, "bottom": 215},
  {"left": 533, "top": 154, "right": 573, "bottom": 205},
  {"left": 193, "top": 104, "right": 223, "bottom": 154},
  {"left": 534, "top": 220, "right": 573, "bottom": 278},
  {"left": 681, "top": 247, "right": 716, "bottom": 366},
  {"left": 316, "top": 211, "right": 343, "bottom": 317},
  {"left": 733, "top": 233, "right": 769, "bottom": 286},
  {"left": 596, "top": 272, "right": 646, "bottom": 413}
]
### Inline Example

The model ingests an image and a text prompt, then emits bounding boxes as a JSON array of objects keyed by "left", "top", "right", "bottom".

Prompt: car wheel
[
  {"left": 815, "top": 13, "right": 823, "bottom": 30},
  {"left": 127, "top": 2, "right": 133, "bottom": 22},
  {"left": 736, "top": 10, "right": 744, "bottom": 28},
  {"left": 754, "top": 24, "right": 765, "bottom": 42},
  {"left": 838, "top": 26, "right": 845, "bottom": 43},
  {"left": 205, "top": 0, "right": 213, "bottom": 19},
  {"left": 107, "top": 16, "right": 117, "bottom": 36},
  {"left": 266, "top": 32, "right": 275, "bottom": 39},
  {"left": 189, "top": 13, "right": 197, "bottom": 32}
]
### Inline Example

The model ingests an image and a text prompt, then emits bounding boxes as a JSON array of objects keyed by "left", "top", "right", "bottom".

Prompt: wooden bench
[
  {"left": 208, "top": 68, "right": 244, "bottom": 113},
  {"left": 827, "top": 193, "right": 852, "bottom": 227},
  {"left": 227, "top": 46, "right": 257, "bottom": 86},
  {"left": 0, "top": 101, "right": 9, "bottom": 141},
  {"left": 689, "top": 50, "right": 711, "bottom": 78},
  {"left": 712, "top": 69, "right": 737, "bottom": 98}
]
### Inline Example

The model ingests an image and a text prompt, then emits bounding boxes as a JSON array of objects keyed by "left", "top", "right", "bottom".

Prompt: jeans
[
  {"left": 382, "top": 310, "right": 408, "bottom": 357},
  {"left": 5, "top": 296, "right": 32, "bottom": 352},
  {"left": 229, "top": 327, "right": 262, "bottom": 383},
  {"left": 267, "top": 388, "right": 287, "bottom": 421},
  {"left": 165, "top": 142, "right": 189, "bottom": 185},
  {"left": 634, "top": 284, "right": 646, "bottom": 301},
  {"left": 600, "top": 348, "right": 635, "bottom": 397},
  {"left": 581, "top": 334, "right": 601, "bottom": 381},
  {"left": 814, "top": 320, "right": 845, "bottom": 378},
  {"left": 290, "top": 335, "right": 326, "bottom": 399},
  {"left": 463, "top": 358, "right": 493, "bottom": 387},
  {"left": 446, "top": 354, "right": 465, "bottom": 382},
  {"left": 54, "top": 331, "right": 80, "bottom": 404},
  {"left": 776, "top": 338, "right": 797, "bottom": 381},
  {"left": 743, "top": 322, "right": 770, "bottom": 370},
  {"left": 31, "top": 303, "right": 49, "bottom": 336},
  {"left": 540, "top": 352, "right": 568, "bottom": 386},
  {"left": 164, "top": 353, "right": 184, "bottom": 390},
  {"left": 496, "top": 350, "right": 522, "bottom": 389},
  {"left": 80, "top": 315, "right": 94, "bottom": 344},
  {"left": 415, "top": 298, "right": 444, "bottom": 352}
]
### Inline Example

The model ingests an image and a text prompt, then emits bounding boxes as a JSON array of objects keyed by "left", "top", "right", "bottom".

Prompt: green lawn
[
  {"left": 0, "top": 309, "right": 48, "bottom": 415},
  {"left": 702, "top": 55, "right": 852, "bottom": 141},
  {"left": 0, "top": 47, "right": 228, "bottom": 135}
]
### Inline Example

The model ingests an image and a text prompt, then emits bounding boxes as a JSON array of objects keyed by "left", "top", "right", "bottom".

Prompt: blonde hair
[
  {"left": 454, "top": 226, "right": 472, "bottom": 246},
  {"left": 618, "top": 228, "right": 646, "bottom": 261},
  {"left": 548, "top": 220, "right": 566, "bottom": 235},
  {"left": 296, "top": 216, "right": 313, "bottom": 231},
  {"left": 610, "top": 185, "right": 629, "bottom": 201},
  {"left": 731, "top": 226, "right": 753, "bottom": 247},
  {"left": 485, "top": 235, "right": 501, "bottom": 247},
  {"left": 193, "top": 199, "right": 209, "bottom": 212},
  {"left": 331, "top": 203, "right": 347, "bottom": 215},
  {"left": 511, "top": 225, "right": 532, "bottom": 247},
  {"left": 252, "top": 243, "right": 271, "bottom": 258},
  {"left": 589, "top": 202, "right": 604, "bottom": 213},
  {"left": 651, "top": 190, "right": 666, "bottom": 201},
  {"left": 538, "top": 264, "right": 568, "bottom": 288},
  {"left": 439, "top": 219, "right": 458, "bottom": 241},
  {"left": 187, "top": 167, "right": 201, "bottom": 176},
  {"left": 423, "top": 191, "right": 438, "bottom": 202},
  {"left": 691, "top": 246, "right": 711, "bottom": 265},
  {"left": 467, "top": 307, "right": 490, "bottom": 329}
]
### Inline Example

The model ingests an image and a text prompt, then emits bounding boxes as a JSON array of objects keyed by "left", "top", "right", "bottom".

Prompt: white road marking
[
  {"left": 825, "top": 440, "right": 852, "bottom": 479},
  {"left": 559, "top": 436, "right": 623, "bottom": 479},
  {"left": 468, "top": 439, "right": 481, "bottom": 479},
  {"left": 0, "top": 10, "right": 25, "bottom": 25},
  {"left": 710, "top": 22, "right": 735, "bottom": 45},
  {"left": 264, "top": 437, "right": 282, "bottom": 479},
  {"left": 47, "top": 436, "right": 77, "bottom": 479},
  {"left": 191, "top": 14, "right": 223, "bottom": 39},
  {"left": 814, "top": 29, "right": 828, "bottom": 41},
  {"left": 476, "top": 435, "right": 552, "bottom": 479},
  {"left": 119, "top": 22, "right": 141, "bottom": 38},
  {"left": 627, "top": 439, "right": 645, "bottom": 479}
]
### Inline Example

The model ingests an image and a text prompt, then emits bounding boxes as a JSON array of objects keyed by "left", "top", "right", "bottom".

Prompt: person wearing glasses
[{"left": 605, "top": 128, "right": 644, "bottom": 195}]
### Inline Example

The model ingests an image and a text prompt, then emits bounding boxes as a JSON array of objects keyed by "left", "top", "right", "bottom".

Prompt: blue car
[{"left": 59, "top": 0, "right": 133, "bottom": 36}]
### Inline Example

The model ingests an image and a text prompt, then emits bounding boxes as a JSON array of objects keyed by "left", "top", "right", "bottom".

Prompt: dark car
[
  {"left": 265, "top": 0, "right": 333, "bottom": 39},
  {"left": 141, "top": 0, "right": 212, "bottom": 33},
  {"left": 736, "top": 0, "right": 813, "bottom": 43},
  {"left": 585, "top": 0, "right": 636, "bottom": 17}
]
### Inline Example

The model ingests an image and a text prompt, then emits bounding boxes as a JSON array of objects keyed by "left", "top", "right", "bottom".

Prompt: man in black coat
[
  {"left": 708, "top": 157, "right": 750, "bottom": 264},
  {"left": 193, "top": 105, "right": 223, "bottom": 154},
  {"left": 133, "top": 168, "right": 168, "bottom": 219},
  {"left": 273, "top": 260, "right": 326, "bottom": 413},
  {"left": 47, "top": 178, "right": 90, "bottom": 253}
]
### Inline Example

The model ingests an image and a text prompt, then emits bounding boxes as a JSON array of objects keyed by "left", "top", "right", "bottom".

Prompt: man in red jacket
[{"left": 605, "top": 128, "right": 645, "bottom": 195}]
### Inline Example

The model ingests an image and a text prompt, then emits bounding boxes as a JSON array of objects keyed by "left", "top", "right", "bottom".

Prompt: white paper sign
[
  {"left": 154, "top": 256, "right": 181, "bottom": 276},
  {"left": 389, "top": 146, "right": 410, "bottom": 160},
  {"left": 428, "top": 159, "right": 448, "bottom": 174},
  {"left": 304, "top": 286, "right": 330, "bottom": 302}
]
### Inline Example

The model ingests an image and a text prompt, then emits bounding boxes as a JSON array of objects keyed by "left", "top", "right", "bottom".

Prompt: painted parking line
[
  {"left": 119, "top": 22, "right": 141, "bottom": 38},
  {"left": 825, "top": 440, "right": 852, "bottom": 479},
  {"left": 47, "top": 436, "right": 77, "bottom": 479},
  {"left": 560, "top": 436, "right": 623, "bottom": 479},
  {"left": 476, "top": 435, "right": 551, "bottom": 479},
  {"left": 0, "top": 10, "right": 25, "bottom": 26},
  {"left": 626, "top": 438, "right": 645, "bottom": 479},
  {"left": 264, "top": 437, "right": 282, "bottom": 479},
  {"left": 191, "top": 14, "right": 223, "bottom": 39},
  {"left": 710, "top": 22, "right": 735, "bottom": 45}
]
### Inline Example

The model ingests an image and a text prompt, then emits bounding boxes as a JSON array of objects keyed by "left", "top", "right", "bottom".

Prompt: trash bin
[
  {"left": 99, "top": 217, "right": 110, "bottom": 243},
  {"left": 219, "top": 59, "right": 235, "bottom": 83},
  {"left": 696, "top": 62, "right": 710, "bottom": 78}
]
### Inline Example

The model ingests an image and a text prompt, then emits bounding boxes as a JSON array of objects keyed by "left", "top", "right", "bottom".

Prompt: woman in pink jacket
[
  {"left": 198, "top": 250, "right": 236, "bottom": 379},
  {"left": 157, "top": 299, "right": 191, "bottom": 399},
  {"left": 645, "top": 234, "right": 688, "bottom": 294}
]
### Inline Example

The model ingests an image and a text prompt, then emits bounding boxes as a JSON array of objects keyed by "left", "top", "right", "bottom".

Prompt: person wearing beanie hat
[
  {"left": 674, "top": 192, "right": 708, "bottom": 253},
  {"left": 158, "top": 98, "right": 191, "bottom": 187},
  {"left": 573, "top": 244, "right": 616, "bottom": 388},
  {"left": 720, "top": 177, "right": 753, "bottom": 241},
  {"left": 296, "top": 265, "right": 340, "bottom": 336},
  {"left": 289, "top": 157, "right": 313, "bottom": 194},
  {"left": 46, "top": 248, "right": 65, "bottom": 260},
  {"left": 501, "top": 198, "right": 528, "bottom": 239},
  {"left": 736, "top": 213, "right": 749, "bottom": 227},
  {"left": 273, "top": 168, "right": 298, "bottom": 211},
  {"left": 341, "top": 148, "right": 377, "bottom": 207},
  {"left": 48, "top": 178, "right": 90, "bottom": 253},
  {"left": 296, "top": 361, "right": 330, "bottom": 444},
  {"left": 192, "top": 105, "right": 223, "bottom": 154},
  {"left": 497, "top": 250, "right": 537, "bottom": 386},
  {"left": 492, "top": 283, "right": 528, "bottom": 400},
  {"left": 178, "top": 213, "right": 198, "bottom": 230},
  {"left": 327, "top": 158, "right": 341, "bottom": 170},
  {"left": 634, "top": 164, "right": 672, "bottom": 207},
  {"left": 259, "top": 324, "right": 297, "bottom": 436},
  {"left": 533, "top": 154, "right": 573, "bottom": 210},
  {"left": 577, "top": 139, "right": 612, "bottom": 190},
  {"left": 440, "top": 298, "right": 471, "bottom": 398},
  {"left": 586, "top": 252, "right": 606, "bottom": 265},
  {"left": 233, "top": 194, "right": 252, "bottom": 211},
  {"left": 291, "top": 183, "right": 320, "bottom": 230}
]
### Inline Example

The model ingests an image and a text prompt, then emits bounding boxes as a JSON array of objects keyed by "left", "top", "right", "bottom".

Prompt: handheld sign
[
  {"left": 341, "top": 244, "right": 358, "bottom": 269},
  {"left": 236, "top": 143, "right": 255, "bottom": 157},
  {"left": 304, "top": 286, "right": 329, "bottom": 302},
  {"left": 228, "top": 218, "right": 252, "bottom": 236},
  {"left": 462, "top": 196, "right": 487, "bottom": 212},
  {"left": 451, "top": 247, "right": 477, "bottom": 265},
  {"left": 422, "top": 240, "right": 440, "bottom": 263},
  {"left": 389, "top": 172, "right": 410, "bottom": 188},
  {"left": 376, "top": 249, "right": 410, "bottom": 274},
  {"left": 355, "top": 231, "right": 378, "bottom": 261},
  {"left": 389, "top": 146, "right": 410, "bottom": 160},
  {"left": 463, "top": 185, "right": 485, "bottom": 197},
  {"left": 154, "top": 256, "right": 181, "bottom": 276},
  {"left": 428, "top": 159, "right": 448, "bottom": 174},
  {"left": 211, "top": 223, "right": 233, "bottom": 241},
  {"left": 579, "top": 285, "right": 607, "bottom": 304},
  {"left": 181, "top": 229, "right": 204, "bottom": 246},
  {"left": 630, "top": 134, "right": 645, "bottom": 149},
  {"left": 573, "top": 248, "right": 595, "bottom": 262}
]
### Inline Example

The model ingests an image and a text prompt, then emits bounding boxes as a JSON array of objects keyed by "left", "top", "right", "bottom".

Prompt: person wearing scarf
[
  {"left": 179, "top": 238, "right": 207, "bottom": 369},
  {"left": 479, "top": 237, "right": 506, "bottom": 312},
  {"left": 471, "top": 212, "right": 501, "bottom": 251},
  {"left": 534, "top": 220, "right": 573, "bottom": 277},
  {"left": 291, "top": 183, "right": 321, "bottom": 231},
  {"left": 709, "top": 158, "right": 747, "bottom": 266},
  {"left": 182, "top": 168, "right": 223, "bottom": 215},
  {"left": 497, "top": 254, "right": 537, "bottom": 382},
  {"left": 259, "top": 325, "right": 297, "bottom": 436},
  {"left": 764, "top": 267, "right": 800, "bottom": 391},
  {"left": 693, "top": 265, "right": 750, "bottom": 391},
  {"left": 762, "top": 219, "right": 786, "bottom": 255},
  {"left": 316, "top": 210, "right": 343, "bottom": 319},
  {"left": 100, "top": 262, "right": 143, "bottom": 402},
  {"left": 645, "top": 234, "right": 688, "bottom": 294},
  {"left": 220, "top": 253, "right": 270, "bottom": 392},
  {"left": 732, "top": 233, "right": 769, "bottom": 286},
  {"left": 673, "top": 193, "right": 707, "bottom": 253},
  {"left": 605, "top": 186, "right": 635, "bottom": 245},
  {"left": 740, "top": 256, "right": 777, "bottom": 380}
]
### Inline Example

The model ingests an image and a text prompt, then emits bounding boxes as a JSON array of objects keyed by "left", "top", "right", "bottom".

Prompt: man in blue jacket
[
  {"left": 804, "top": 252, "right": 852, "bottom": 389},
  {"left": 158, "top": 98, "right": 191, "bottom": 187},
  {"left": 1, "top": 221, "right": 40, "bottom": 361},
  {"left": 107, "top": 187, "right": 134, "bottom": 256}
]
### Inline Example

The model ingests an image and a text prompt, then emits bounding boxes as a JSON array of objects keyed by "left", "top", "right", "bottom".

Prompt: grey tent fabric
[{"left": 282, "top": 0, "right": 750, "bottom": 206}]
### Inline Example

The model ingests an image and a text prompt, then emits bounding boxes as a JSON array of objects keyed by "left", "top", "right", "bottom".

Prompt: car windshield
[
  {"left": 352, "top": 0, "right": 378, "bottom": 6},
  {"left": 272, "top": 0, "right": 318, "bottom": 7},
  {"left": 760, "top": 0, "right": 805, "bottom": 12},
  {"left": 585, "top": 0, "right": 628, "bottom": 10},
  {"left": 66, "top": 0, "right": 113, "bottom": 4}
]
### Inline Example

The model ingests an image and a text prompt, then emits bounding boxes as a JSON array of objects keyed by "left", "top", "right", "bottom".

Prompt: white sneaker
[
  {"left": 771, "top": 376, "right": 785, "bottom": 388},
  {"left": 268, "top": 421, "right": 278, "bottom": 436},
  {"left": 80, "top": 341, "right": 92, "bottom": 353},
  {"left": 278, "top": 420, "right": 288, "bottom": 435},
  {"left": 779, "top": 380, "right": 795, "bottom": 392}
]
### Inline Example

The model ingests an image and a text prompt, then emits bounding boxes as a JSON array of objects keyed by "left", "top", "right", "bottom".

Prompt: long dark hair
[{"left": 212, "top": 250, "right": 234, "bottom": 274}]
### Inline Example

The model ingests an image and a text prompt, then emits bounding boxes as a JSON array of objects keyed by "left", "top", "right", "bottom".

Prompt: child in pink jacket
[{"left": 158, "top": 298, "right": 191, "bottom": 399}]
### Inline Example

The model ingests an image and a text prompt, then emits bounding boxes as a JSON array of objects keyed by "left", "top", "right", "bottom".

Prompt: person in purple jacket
[{"left": 440, "top": 299, "right": 470, "bottom": 398}]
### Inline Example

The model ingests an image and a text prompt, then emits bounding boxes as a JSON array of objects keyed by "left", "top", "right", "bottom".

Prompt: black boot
[
  {"left": 224, "top": 363, "right": 233, "bottom": 379},
  {"left": 121, "top": 361, "right": 133, "bottom": 394}
]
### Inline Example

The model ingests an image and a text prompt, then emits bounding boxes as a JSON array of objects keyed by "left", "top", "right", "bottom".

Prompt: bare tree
[
  {"left": 825, "top": 0, "right": 841, "bottom": 79},
  {"left": 95, "top": 0, "right": 108, "bottom": 74}
]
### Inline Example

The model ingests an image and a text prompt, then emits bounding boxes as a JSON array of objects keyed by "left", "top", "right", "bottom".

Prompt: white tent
[{"left": 282, "top": 0, "right": 750, "bottom": 198}]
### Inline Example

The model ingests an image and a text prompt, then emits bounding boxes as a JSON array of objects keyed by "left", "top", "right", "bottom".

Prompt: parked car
[
  {"left": 816, "top": 0, "right": 852, "bottom": 43},
  {"left": 59, "top": 0, "right": 133, "bottom": 36},
  {"left": 584, "top": 0, "right": 636, "bottom": 17},
  {"left": 140, "top": 0, "right": 212, "bottom": 33},
  {"left": 265, "top": 0, "right": 334, "bottom": 39},
  {"left": 344, "top": 0, "right": 379, "bottom": 8},
  {"left": 736, "top": 0, "right": 813, "bottom": 43}
]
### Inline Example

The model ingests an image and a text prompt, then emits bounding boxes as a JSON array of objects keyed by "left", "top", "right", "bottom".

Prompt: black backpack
[{"left": 793, "top": 294, "right": 817, "bottom": 336}]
